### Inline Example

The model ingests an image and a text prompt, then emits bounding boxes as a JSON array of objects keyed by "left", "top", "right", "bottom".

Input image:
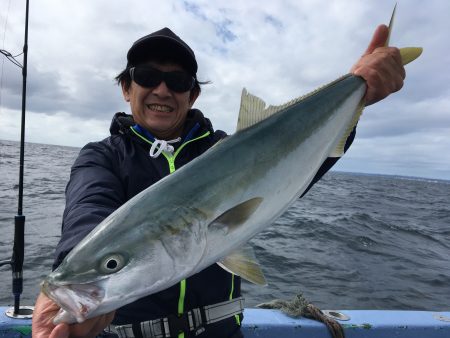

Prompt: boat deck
[{"left": 1, "top": 307, "right": 450, "bottom": 337}]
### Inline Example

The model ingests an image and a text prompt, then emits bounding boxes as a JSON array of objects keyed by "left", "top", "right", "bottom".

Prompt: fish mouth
[{"left": 41, "top": 280, "right": 105, "bottom": 323}]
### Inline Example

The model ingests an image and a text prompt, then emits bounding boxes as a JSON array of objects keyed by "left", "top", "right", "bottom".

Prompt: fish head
[
  {"left": 41, "top": 248, "right": 137, "bottom": 323},
  {"left": 41, "top": 204, "right": 210, "bottom": 323},
  {"left": 40, "top": 206, "right": 211, "bottom": 324},
  {"left": 41, "top": 232, "right": 176, "bottom": 323}
]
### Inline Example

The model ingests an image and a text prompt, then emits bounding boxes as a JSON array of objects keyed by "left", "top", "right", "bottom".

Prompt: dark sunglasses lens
[
  {"left": 132, "top": 67, "right": 162, "bottom": 88},
  {"left": 165, "top": 72, "right": 195, "bottom": 92},
  {"left": 131, "top": 67, "right": 194, "bottom": 92}
]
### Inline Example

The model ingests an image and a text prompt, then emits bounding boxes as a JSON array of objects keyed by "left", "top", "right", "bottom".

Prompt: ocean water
[{"left": 0, "top": 139, "right": 449, "bottom": 311}]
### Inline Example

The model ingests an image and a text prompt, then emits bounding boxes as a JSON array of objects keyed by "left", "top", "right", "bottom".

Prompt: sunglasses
[{"left": 129, "top": 66, "right": 195, "bottom": 93}]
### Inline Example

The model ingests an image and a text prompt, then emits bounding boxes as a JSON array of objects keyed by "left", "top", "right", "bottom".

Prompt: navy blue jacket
[
  {"left": 53, "top": 109, "right": 355, "bottom": 337},
  {"left": 54, "top": 110, "right": 245, "bottom": 337}
]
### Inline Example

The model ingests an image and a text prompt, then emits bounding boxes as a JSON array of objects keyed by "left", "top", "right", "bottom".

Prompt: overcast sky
[{"left": 1, "top": 0, "right": 449, "bottom": 180}]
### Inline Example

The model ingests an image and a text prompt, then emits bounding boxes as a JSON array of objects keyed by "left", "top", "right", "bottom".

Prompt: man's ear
[
  {"left": 189, "top": 87, "right": 200, "bottom": 107},
  {"left": 121, "top": 83, "right": 131, "bottom": 102}
]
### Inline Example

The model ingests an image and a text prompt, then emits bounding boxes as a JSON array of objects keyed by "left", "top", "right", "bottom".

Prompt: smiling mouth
[{"left": 146, "top": 104, "right": 173, "bottom": 113}]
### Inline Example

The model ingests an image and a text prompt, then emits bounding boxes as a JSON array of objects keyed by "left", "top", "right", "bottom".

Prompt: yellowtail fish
[{"left": 41, "top": 7, "right": 422, "bottom": 324}]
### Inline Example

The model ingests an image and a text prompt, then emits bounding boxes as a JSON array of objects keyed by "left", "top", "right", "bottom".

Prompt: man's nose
[{"left": 152, "top": 80, "right": 171, "bottom": 97}]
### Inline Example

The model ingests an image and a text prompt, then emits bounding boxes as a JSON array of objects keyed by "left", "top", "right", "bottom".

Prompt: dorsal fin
[
  {"left": 236, "top": 75, "right": 353, "bottom": 132},
  {"left": 236, "top": 89, "right": 271, "bottom": 131}
]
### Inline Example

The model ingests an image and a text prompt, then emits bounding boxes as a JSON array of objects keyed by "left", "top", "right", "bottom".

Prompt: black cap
[{"left": 127, "top": 27, "right": 198, "bottom": 76}]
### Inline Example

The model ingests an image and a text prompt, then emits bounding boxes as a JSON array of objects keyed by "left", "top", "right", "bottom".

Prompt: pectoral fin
[
  {"left": 218, "top": 245, "right": 267, "bottom": 285},
  {"left": 209, "top": 197, "right": 263, "bottom": 233}
]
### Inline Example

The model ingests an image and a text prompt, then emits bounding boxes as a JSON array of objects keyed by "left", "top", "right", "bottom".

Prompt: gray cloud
[{"left": 1, "top": 0, "right": 449, "bottom": 179}]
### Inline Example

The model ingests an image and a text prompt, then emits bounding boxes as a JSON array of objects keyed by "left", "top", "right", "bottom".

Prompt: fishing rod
[{"left": 0, "top": 0, "right": 31, "bottom": 317}]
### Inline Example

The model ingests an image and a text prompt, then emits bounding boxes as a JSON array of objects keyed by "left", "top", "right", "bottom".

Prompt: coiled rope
[{"left": 256, "top": 293, "right": 345, "bottom": 338}]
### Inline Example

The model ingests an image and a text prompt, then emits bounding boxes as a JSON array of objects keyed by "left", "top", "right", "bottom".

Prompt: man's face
[{"left": 122, "top": 61, "right": 199, "bottom": 140}]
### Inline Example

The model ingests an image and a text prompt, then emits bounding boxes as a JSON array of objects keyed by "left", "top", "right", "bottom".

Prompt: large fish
[{"left": 41, "top": 9, "right": 422, "bottom": 324}]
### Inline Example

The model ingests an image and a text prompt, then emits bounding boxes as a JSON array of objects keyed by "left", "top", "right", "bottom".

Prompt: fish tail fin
[
  {"left": 385, "top": 3, "right": 397, "bottom": 47},
  {"left": 387, "top": 4, "right": 423, "bottom": 66},
  {"left": 399, "top": 47, "right": 423, "bottom": 65}
]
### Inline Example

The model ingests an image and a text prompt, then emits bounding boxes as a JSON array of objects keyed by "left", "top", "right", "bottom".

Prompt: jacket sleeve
[
  {"left": 300, "top": 126, "right": 356, "bottom": 197},
  {"left": 53, "top": 141, "right": 126, "bottom": 269}
]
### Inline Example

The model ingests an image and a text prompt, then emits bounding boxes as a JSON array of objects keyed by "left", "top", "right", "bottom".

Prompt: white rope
[{"left": 149, "top": 137, "right": 181, "bottom": 158}]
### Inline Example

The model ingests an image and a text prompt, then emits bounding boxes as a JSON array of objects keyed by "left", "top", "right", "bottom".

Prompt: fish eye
[{"left": 99, "top": 253, "right": 127, "bottom": 274}]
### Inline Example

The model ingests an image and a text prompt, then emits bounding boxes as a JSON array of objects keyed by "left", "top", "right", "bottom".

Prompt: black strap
[
  {"left": 113, "top": 297, "right": 244, "bottom": 337},
  {"left": 132, "top": 323, "right": 144, "bottom": 338},
  {"left": 167, "top": 312, "right": 190, "bottom": 337}
]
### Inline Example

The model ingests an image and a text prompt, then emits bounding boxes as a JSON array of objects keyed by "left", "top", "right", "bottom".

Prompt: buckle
[{"left": 167, "top": 312, "right": 190, "bottom": 336}]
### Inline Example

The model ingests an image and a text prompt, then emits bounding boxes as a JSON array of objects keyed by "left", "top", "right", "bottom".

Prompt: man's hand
[
  {"left": 32, "top": 292, "right": 115, "bottom": 338},
  {"left": 351, "top": 24, "right": 406, "bottom": 106}
]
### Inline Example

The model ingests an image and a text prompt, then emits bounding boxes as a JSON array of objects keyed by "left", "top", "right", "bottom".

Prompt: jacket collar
[{"left": 109, "top": 109, "right": 214, "bottom": 142}]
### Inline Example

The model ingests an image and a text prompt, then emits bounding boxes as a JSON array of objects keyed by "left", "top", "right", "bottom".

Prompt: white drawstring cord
[{"left": 149, "top": 137, "right": 181, "bottom": 158}]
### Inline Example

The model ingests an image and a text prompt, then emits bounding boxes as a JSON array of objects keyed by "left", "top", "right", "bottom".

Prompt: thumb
[
  {"left": 362, "top": 24, "right": 389, "bottom": 56},
  {"left": 49, "top": 323, "right": 70, "bottom": 338}
]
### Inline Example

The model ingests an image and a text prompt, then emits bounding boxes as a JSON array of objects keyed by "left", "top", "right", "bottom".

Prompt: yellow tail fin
[
  {"left": 400, "top": 47, "right": 423, "bottom": 65},
  {"left": 387, "top": 4, "right": 423, "bottom": 65}
]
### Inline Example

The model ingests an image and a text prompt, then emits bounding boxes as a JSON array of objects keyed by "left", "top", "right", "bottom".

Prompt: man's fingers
[
  {"left": 49, "top": 323, "right": 70, "bottom": 338},
  {"left": 363, "top": 24, "right": 389, "bottom": 56},
  {"left": 61, "top": 312, "right": 116, "bottom": 338}
]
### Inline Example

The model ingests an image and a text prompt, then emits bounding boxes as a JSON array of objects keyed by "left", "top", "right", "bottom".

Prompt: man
[{"left": 32, "top": 25, "right": 405, "bottom": 338}]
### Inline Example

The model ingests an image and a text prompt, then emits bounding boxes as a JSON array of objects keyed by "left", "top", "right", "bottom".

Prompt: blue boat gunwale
[{"left": 2, "top": 307, "right": 450, "bottom": 338}]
